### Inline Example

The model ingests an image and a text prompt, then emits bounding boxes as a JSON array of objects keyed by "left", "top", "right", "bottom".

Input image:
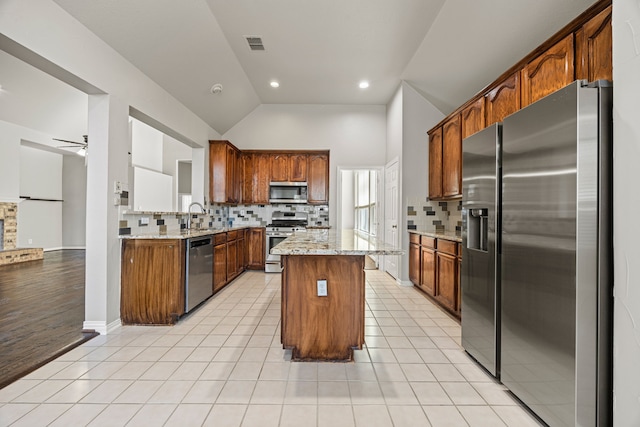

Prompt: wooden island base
[{"left": 281, "top": 255, "right": 365, "bottom": 361}]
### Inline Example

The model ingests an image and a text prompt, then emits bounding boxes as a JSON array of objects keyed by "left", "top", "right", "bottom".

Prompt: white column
[
  {"left": 84, "top": 94, "right": 129, "bottom": 335},
  {"left": 612, "top": 1, "right": 640, "bottom": 425},
  {"left": 192, "top": 146, "right": 206, "bottom": 205}
]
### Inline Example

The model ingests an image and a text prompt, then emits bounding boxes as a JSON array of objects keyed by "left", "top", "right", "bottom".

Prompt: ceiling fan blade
[{"left": 53, "top": 138, "right": 85, "bottom": 145}]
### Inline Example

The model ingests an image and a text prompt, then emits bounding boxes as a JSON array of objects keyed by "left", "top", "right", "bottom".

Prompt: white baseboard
[
  {"left": 84, "top": 318, "right": 121, "bottom": 335},
  {"left": 43, "top": 246, "right": 86, "bottom": 252},
  {"left": 107, "top": 319, "right": 122, "bottom": 334},
  {"left": 399, "top": 279, "right": 413, "bottom": 287}
]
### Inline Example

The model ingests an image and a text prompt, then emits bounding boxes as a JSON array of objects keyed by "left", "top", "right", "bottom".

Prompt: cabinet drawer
[
  {"left": 437, "top": 239, "right": 457, "bottom": 256},
  {"left": 227, "top": 230, "right": 238, "bottom": 241},
  {"left": 410, "top": 233, "right": 421, "bottom": 245},
  {"left": 213, "top": 233, "right": 227, "bottom": 245},
  {"left": 420, "top": 236, "right": 436, "bottom": 249}
]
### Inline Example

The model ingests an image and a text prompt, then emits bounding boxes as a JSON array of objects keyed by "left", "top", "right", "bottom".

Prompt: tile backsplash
[
  {"left": 406, "top": 197, "right": 462, "bottom": 235},
  {"left": 119, "top": 203, "right": 329, "bottom": 235}
]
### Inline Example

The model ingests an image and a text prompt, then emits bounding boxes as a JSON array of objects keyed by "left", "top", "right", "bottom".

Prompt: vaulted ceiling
[{"left": 14, "top": 0, "right": 598, "bottom": 135}]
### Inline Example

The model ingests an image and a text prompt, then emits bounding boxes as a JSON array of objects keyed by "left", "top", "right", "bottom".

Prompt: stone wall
[
  {"left": 0, "top": 202, "right": 44, "bottom": 265},
  {"left": 0, "top": 202, "right": 17, "bottom": 251}
]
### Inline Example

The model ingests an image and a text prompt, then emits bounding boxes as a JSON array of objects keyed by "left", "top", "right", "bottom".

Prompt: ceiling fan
[{"left": 53, "top": 135, "right": 88, "bottom": 156}]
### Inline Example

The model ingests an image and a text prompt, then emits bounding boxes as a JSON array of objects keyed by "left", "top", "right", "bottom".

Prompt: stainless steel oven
[
  {"left": 265, "top": 211, "right": 308, "bottom": 273},
  {"left": 265, "top": 230, "right": 293, "bottom": 273}
]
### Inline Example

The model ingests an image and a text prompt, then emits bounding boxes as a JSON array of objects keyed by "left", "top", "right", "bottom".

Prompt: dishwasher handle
[{"left": 190, "top": 237, "right": 212, "bottom": 249}]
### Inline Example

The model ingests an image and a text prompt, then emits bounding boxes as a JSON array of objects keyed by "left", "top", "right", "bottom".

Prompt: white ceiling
[{"left": 6, "top": 0, "right": 597, "bottom": 136}]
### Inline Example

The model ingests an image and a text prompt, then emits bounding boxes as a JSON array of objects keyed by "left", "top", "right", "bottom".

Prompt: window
[{"left": 354, "top": 170, "right": 377, "bottom": 236}]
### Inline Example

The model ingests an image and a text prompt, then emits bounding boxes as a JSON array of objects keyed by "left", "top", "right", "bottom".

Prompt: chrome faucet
[{"left": 187, "top": 202, "right": 206, "bottom": 229}]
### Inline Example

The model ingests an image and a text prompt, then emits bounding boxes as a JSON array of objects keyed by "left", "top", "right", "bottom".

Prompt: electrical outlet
[
  {"left": 317, "top": 279, "right": 327, "bottom": 297},
  {"left": 114, "top": 181, "right": 122, "bottom": 194},
  {"left": 240, "top": 210, "right": 245, "bottom": 216},
  {"left": 140, "top": 217, "right": 149, "bottom": 225},
  {"left": 28, "top": 238, "right": 33, "bottom": 244}
]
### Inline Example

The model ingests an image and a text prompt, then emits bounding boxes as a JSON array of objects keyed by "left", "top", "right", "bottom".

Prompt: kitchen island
[{"left": 271, "top": 229, "right": 402, "bottom": 361}]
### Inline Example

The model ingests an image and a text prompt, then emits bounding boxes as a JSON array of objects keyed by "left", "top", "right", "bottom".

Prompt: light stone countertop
[
  {"left": 408, "top": 229, "right": 462, "bottom": 243},
  {"left": 119, "top": 225, "right": 255, "bottom": 240},
  {"left": 270, "top": 229, "right": 404, "bottom": 256}
]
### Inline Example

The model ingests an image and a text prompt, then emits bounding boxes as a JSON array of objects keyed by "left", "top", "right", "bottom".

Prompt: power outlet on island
[{"left": 317, "top": 279, "right": 327, "bottom": 297}]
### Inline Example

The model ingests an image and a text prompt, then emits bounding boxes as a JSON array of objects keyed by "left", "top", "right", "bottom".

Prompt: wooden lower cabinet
[
  {"left": 420, "top": 245, "right": 436, "bottom": 296},
  {"left": 226, "top": 238, "right": 239, "bottom": 282},
  {"left": 247, "top": 227, "right": 265, "bottom": 269},
  {"left": 409, "top": 240, "right": 420, "bottom": 285},
  {"left": 237, "top": 231, "right": 246, "bottom": 272},
  {"left": 408, "top": 233, "right": 460, "bottom": 319},
  {"left": 213, "top": 240, "right": 227, "bottom": 293},
  {"left": 435, "top": 252, "right": 457, "bottom": 313},
  {"left": 121, "top": 239, "right": 185, "bottom": 325}
]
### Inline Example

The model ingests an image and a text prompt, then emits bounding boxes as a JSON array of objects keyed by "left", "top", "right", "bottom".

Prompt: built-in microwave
[{"left": 269, "top": 182, "right": 308, "bottom": 204}]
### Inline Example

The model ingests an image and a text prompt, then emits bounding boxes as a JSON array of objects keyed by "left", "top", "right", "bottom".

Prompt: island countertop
[{"left": 271, "top": 229, "right": 404, "bottom": 256}]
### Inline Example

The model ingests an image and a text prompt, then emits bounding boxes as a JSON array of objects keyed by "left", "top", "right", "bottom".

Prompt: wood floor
[{"left": 0, "top": 250, "right": 96, "bottom": 389}]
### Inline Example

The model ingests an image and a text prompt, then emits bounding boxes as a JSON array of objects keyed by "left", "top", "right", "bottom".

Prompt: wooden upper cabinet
[
  {"left": 271, "top": 153, "right": 308, "bottom": 182},
  {"left": 209, "top": 140, "right": 241, "bottom": 204},
  {"left": 241, "top": 153, "right": 270, "bottom": 204},
  {"left": 576, "top": 5, "right": 612, "bottom": 82},
  {"left": 270, "top": 154, "right": 290, "bottom": 182},
  {"left": 461, "top": 97, "right": 485, "bottom": 140},
  {"left": 252, "top": 153, "right": 270, "bottom": 204},
  {"left": 308, "top": 153, "right": 329, "bottom": 204},
  {"left": 289, "top": 154, "right": 308, "bottom": 182},
  {"left": 428, "top": 127, "right": 443, "bottom": 200},
  {"left": 485, "top": 72, "right": 521, "bottom": 126},
  {"left": 521, "top": 34, "right": 575, "bottom": 107},
  {"left": 241, "top": 153, "right": 254, "bottom": 204},
  {"left": 442, "top": 114, "right": 462, "bottom": 198}
]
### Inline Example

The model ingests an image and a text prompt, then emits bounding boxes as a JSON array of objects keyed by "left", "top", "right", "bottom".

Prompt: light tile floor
[{"left": 0, "top": 270, "right": 542, "bottom": 426}]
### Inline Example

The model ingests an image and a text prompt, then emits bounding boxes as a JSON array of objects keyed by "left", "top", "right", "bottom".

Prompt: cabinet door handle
[{"left": 130, "top": 258, "right": 133, "bottom": 263}]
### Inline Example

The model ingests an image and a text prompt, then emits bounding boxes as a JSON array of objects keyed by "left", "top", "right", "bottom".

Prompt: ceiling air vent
[{"left": 244, "top": 36, "right": 265, "bottom": 51}]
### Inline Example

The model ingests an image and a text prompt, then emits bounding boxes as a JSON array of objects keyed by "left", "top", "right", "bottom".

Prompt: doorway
[{"left": 337, "top": 166, "right": 383, "bottom": 268}]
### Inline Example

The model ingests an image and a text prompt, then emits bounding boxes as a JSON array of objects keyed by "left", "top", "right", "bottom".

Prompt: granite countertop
[
  {"left": 270, "top": 229, "right": 404, "bottom": 256},
  {"left": 408, "top": 229, "right": 462, "bottom": 243},
  {"left": 120, "top": 225, "right": 253, "bottom": 240}
]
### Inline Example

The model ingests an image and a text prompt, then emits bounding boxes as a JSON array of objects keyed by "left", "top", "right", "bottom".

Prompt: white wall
[
  {"left": 132, "top": 167, "right": 173, "bottom": 212},
  {"left": 386, "top": 87, "right": 403, "bottom": 165},
  {"left": 1, "top": 0, "right": 221, "bottom": 333},
  {"left": 399, "top": 82, "right": 445, "bottom": 282},
  {"left": 17, "top": 145, "right": 63, "bottom": 250},
  {"left": 340, "top": 170, "right": 355, "bottom": 229},
  {"left": 222, "top": 104, "right": 387, "bottom": 226},
  {"left": 62, "top": 155, "right": 86, "bottom": 248},
  {"left": 612, "top": 0, "right": 640, "bottom": 425},
  {"left": 131, "top": 118, "right": 163, "bottom": 171},
  {"left": 385, "top": 82, "right": 444, "bottom": 283},
  {"left": 163, "top": 134, "right": 192, "bottom": 209}
]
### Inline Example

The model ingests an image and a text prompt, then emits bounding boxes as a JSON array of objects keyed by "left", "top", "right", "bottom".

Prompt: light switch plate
[{"left": 317, "top": 279, "right": 327, "bottom": 297}]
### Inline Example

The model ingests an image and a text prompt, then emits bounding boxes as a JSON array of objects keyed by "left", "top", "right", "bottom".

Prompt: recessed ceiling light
[
  {"left": 359, "top": 81, "right": 369, "bottom": 89},
  {"left": 270, "top": 81, "right": 280, "bottom": 88}
]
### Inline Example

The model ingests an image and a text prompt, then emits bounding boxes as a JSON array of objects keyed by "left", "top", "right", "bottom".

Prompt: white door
[{"left": 384, "top": 159, "right": 399, "bottom": 278}]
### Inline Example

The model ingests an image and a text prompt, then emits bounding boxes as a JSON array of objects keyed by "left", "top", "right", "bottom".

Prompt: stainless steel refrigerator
[
  {"left": 461, "top": 123, "right": 502, "bottom": 379},
  {"left": 500, "top": 80, "right": 612, "bottom": 427}
]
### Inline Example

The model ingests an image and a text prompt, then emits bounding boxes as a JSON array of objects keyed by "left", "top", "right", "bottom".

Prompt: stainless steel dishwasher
[{"left": 185, "top": 236, "right": 213, "bottom": 312}]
